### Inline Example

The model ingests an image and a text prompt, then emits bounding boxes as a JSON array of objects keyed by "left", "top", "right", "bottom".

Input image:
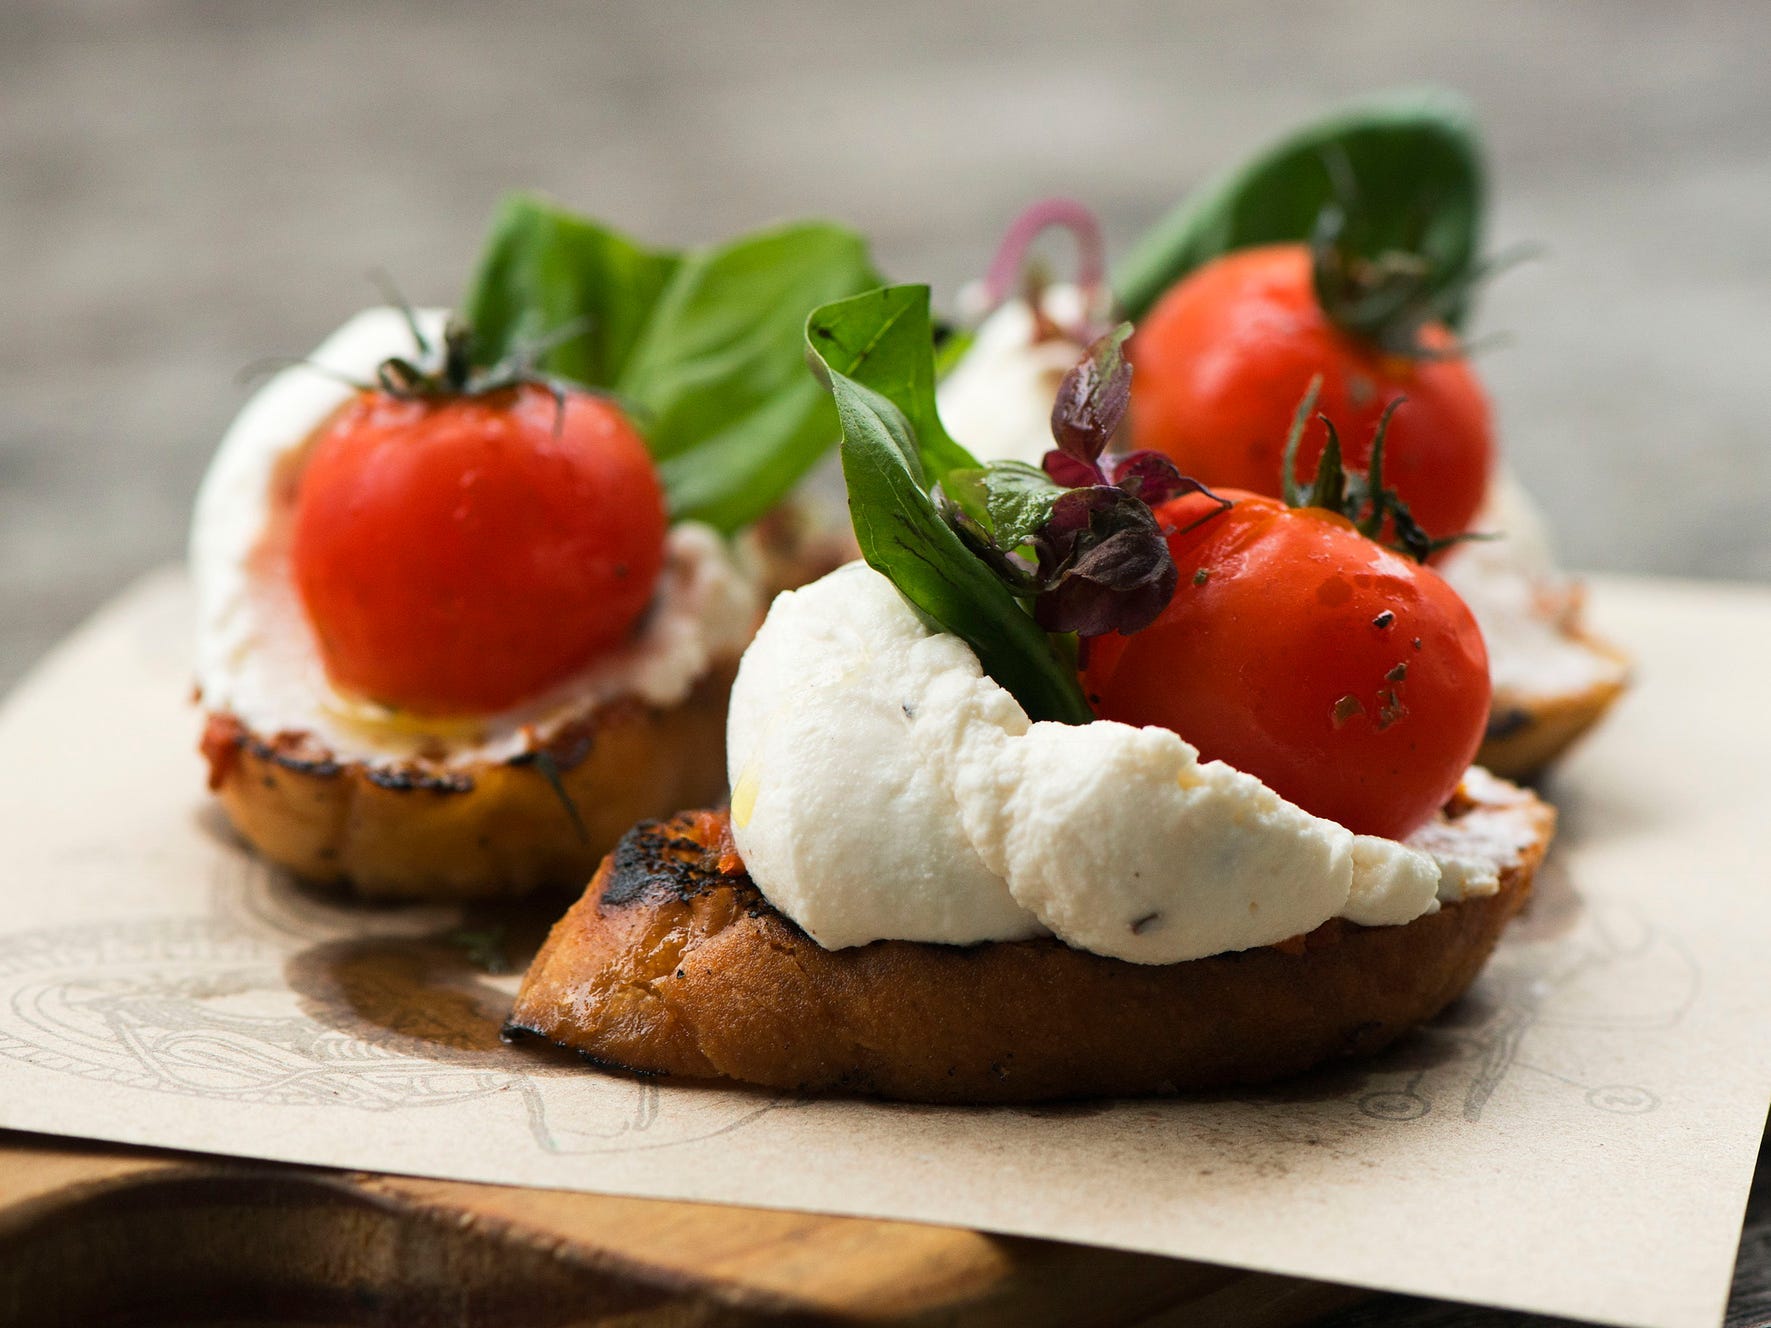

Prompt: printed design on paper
[
  {"left": 0, "top": 853, "right": 784, "bottom": 1155},
  {"left": 1350, "top": 879, "right": 1698, "bottom": 1124},
  {"left": 0, "top": 844, "right": 1697, "bottom": 1140}
]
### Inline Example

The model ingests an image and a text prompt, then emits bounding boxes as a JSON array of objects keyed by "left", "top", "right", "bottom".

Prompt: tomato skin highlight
[
  {"left": 1128, "top": 245, "right": 1493, "bottom": 543},
  {"left": 291, "top": 383, "right": 666, "bottom": 716},
  {"left": 1081, "top": 491, "right": 1491, "bottom": 841}
]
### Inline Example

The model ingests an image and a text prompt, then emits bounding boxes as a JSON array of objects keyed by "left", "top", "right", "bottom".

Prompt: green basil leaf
[
  {"left": 807, "top": 287, "right": 1094, "bottom": 725},
  {"left": 463, "top": 192, "right": 679, "bottom": 388},
  {"left": 805, "top": 285, "right": 976, "bottom": 486},
  {"left": 621, "top": 222, "right": 878, "bottom": 530},
  {"left": 935, "top": 463, "right": 991, "bottom": 534},
  {"left": 946, "top": 461, "right": 1064, "bottom": 552},
  {"left": 1113, "top": 87, "right": 1485, "bottom": 327},
  {"left": 461, "top": 195, "right": 879, "bottom": 533}
]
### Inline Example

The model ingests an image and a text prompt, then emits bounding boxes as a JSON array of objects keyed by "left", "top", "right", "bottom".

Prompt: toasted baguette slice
[
  {"left": 1476, "top": 625, "right": 1630, "bottom": 781},
  {"left": 1447, "top": 477, "right": 1631, "bottom": 781},
  {"left": 200, "top": 664, "right": 735, "bottom": 901},
  {"left": 508, "top": 779, "right": 1555, "bottom": 1103}
]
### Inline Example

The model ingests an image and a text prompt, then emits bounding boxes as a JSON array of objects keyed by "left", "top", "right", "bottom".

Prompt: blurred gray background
[{"left": 4, "top": 0, "right": 1770, "bottom": 691}]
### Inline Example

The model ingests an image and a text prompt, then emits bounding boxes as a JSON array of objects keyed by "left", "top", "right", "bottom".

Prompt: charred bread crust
[
  {"left": 507, "top": 785, "right": 1555, "bottom": 1103},
  {"left": 200, "top": 663, "right": 737, "bottom": 901}
]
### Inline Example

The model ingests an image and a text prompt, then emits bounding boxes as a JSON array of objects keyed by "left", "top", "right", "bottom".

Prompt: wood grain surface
[
  {"left": 5, "top": 1125, "right": 1763, "bottom": 1325},
  {"left": 0, "top": 1129, "right": 1364, "bottom": 1327}
]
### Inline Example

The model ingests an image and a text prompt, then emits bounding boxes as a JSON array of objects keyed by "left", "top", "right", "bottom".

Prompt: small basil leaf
[
  {"left": 806, "top": 285, "right": 976, "bottom": 486},
  {"left": 1113, "top": 87, "right": 1484, "bottom": 328},
  {"left": 807, "top": 289, "right": 1094, "bottom": 726},
  {"left": 461, "top": 195, "right": 879, "bottom": 533},
  {"left": 938, "top": 466, "right": 992, "bottom": 535},
  {"left": 977, "top": 461, "right": 1066, "bottom": 551}
]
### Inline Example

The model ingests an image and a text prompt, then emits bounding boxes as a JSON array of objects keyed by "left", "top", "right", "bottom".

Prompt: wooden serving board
[{"left": 0, "top": 1129, "right": 1363, "bottom": 1327}]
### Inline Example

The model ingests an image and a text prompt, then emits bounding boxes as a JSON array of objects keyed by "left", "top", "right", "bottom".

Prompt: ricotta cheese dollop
[
  {"left": 192, "top": 307, "right": 760, "bottom": 767},
  {"left": 934, "top": 284, "right": 1095, "bottom": 468},
  {"left": 727, "top": 562, "right": 1517, "bottom": 965}
]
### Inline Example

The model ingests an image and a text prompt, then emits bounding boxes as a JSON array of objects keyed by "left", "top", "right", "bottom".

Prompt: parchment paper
[{"left": 0, "top": 571, "right": 1766, "bottom": 1328}]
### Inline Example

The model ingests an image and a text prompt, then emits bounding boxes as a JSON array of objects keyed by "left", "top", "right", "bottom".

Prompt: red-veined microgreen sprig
[
  {"left": 977, "top": 198, "right": 1112, "bottom": 345},
  {"left": 938, "top": 325, "right": 1230, "bottom": 639}
]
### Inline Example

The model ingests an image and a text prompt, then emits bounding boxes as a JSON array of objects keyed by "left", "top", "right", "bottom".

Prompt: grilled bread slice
[
  {"left": 1476, "top": 628, "right": 1630, "bottom": 781},
  {"left": 200, "top": 665, "right": 735, "bottom": 901},
  {"left": 507, "top": 778, "right": 1554, "bottom": 1103}
]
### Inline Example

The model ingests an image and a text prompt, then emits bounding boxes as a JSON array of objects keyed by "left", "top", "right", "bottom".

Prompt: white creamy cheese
[
  {"left": 935, "top": 284, "right": 1095, "bottom": 467},
  {"left": 191, "top": 307, "right": 760, "bottom": 766},
  {"left": 727, "top": 563, "right": 1498, "bottom": 965},
  {"left": 725, "top": 564, "right": 1040, "bottom": 949}
]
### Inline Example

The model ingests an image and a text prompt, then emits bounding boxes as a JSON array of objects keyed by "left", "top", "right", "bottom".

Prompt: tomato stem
[
  {"left": 1278, "top": 381, "right": 1485, "bottom": 563},
  {"left": 1307, "top": 146, "right": 1538, "bottom": 358}
]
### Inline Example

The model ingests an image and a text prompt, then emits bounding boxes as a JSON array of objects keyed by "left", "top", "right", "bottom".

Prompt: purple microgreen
[
  {"left": 1109, "top": 449, "right": 1234, "bottom": 534},
  {"left": 934, "top": 328, "right": 1242, "bottom": 641},
  {"left": 1107, "top": 450, "right": 1203, "bottom": 506},
  {"left": 944, "top": 450, "right": 1228, "bottom": 639},
  {"left": 1042, "top": 449, "right": 1103, "bottom": 489},
  {"left": 1047, "top": 324, "right": 1133, "bottom": 475},
  {"left": 1031, "top": 487, "right": 1177, "bottom": 637}
]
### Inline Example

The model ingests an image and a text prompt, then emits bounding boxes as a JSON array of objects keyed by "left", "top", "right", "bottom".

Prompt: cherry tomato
[
  {"left": 291, "top": 382, "right": 666, "bottom": 716},
  {"left": 1081, "top": 490, "right": 1490, "bottom": 840},
  {"left": 1128, "top": 244, "right": 1493, "bottom": 542}
]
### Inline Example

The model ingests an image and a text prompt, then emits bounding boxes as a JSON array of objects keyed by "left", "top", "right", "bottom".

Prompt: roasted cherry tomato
[
  {"left": 291, "top": 382, "right": 666, "bottom": 716},
  {"left": 1127, "top": 245, "right": 1493, "bottom": 542},
  {"left": 1081, "top": 489, "right": 1490, "bottom": 840}
]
